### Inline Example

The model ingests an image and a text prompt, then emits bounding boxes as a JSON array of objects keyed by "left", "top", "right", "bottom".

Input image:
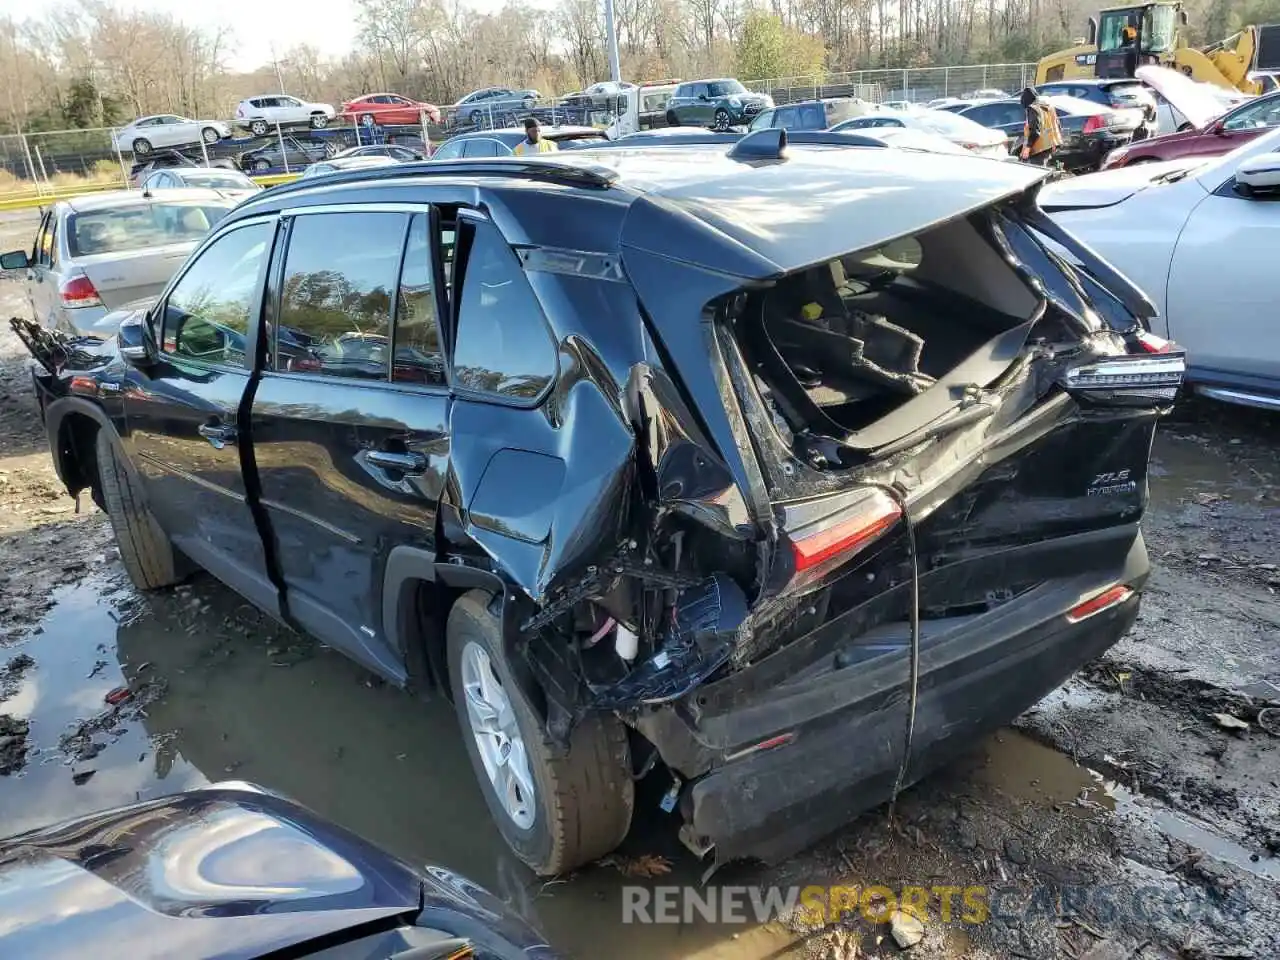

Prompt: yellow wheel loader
[{"left": 1036, "top": 2, "right": 1280, "bottom": 95}]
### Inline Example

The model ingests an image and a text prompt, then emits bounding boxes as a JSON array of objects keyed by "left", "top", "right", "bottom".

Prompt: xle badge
[{"left": 1089, "top": 469, "right": 1138, "bottom": 497}]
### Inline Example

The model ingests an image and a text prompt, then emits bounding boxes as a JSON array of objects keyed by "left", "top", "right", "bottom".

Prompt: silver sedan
[{"left": 0, "top": 189, "right": 239, "bottom": 339}]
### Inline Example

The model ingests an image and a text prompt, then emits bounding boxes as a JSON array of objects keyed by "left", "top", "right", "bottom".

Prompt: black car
[
  {"left": 430, "top": 126, "right": 608, "bottom": 159},
  {"left": 959, "top": 94, "right": 1141, "bottom": 170},
  {"left": 0, "top": 783, "right": 556, "bottom": 959},
  {"left": 128, "top": 149, "right": 199, "bottom": 186},
  {"left": 1035, "top": 78, "right": 1157, "bottom": 115},
  {"left": 20, "top": 135, "right": 1184, "bottom": 877},
  {"left": 333, "top": 143, "right": 426, "bottom": 161},
  {"left": 238, "top": 135, "right": 336, "bottom": 173}
]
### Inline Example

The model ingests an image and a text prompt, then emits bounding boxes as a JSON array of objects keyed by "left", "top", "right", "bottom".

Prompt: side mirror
[
  {"left": 1211, "top": 119, "right": 1227, "bottom": 135},
  {"left": 1236, "top": 152, "right": 1280, "bottom": 195},
  {"left": 117, "top": 313, "right": 158, "bottom": 366},
  {"left": 0, "top": 250, "right": 30, "bottom": 270}
]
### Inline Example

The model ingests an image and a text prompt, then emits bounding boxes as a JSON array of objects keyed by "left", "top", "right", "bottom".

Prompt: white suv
[{"left": 235, "top": 95, "right": 336, "bottom": 136}]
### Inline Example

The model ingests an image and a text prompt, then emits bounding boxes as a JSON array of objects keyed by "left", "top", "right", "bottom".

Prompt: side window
[
  {"left": 798, "top": 103, "right": 825, "bottom": 128},
  {"left": 433, "top": 140, "right": 464, "bottom": 160},
  {"left": 1223, "top": 96, "right": 1280, "bottom": 130},
  {"left": 275, "top": 211, "right": 407, "bottom": 380},
  {"left": 747, "top": 109, "right": 773, "bottom": 131},
  {"left": 32, "top": 212, "right": 52, "bottom": 265},
  {"left": 393, "top": 214, "right": 445, "bottom": 386},
  {"left": 451, "top": 220, "right": 556, "bottom": 401},
  {"left": 162, "top": 222, "right": 273, "bottom": 365},
  {"left": 773, "top": 106, "right": 798, "bottom": 128}
]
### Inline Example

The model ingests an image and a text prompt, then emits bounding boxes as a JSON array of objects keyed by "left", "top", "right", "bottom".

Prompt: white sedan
[
  {"left": 1043, "top": 126, "right": 1280, "bottom": 411},
  {"left": 113, "top": 115, "right": 232, "bottom": 156}
]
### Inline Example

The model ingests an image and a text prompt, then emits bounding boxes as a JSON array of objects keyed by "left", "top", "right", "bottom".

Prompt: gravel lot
[{"left": 1, "top": 208, "right": 1276, "bottom": 960}]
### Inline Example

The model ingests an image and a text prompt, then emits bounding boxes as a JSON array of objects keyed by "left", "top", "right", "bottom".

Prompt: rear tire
[
  {"left": 446, "top": 591, "right": 634, "bottom": 876},
  {"left": 666, "top": 110, "right": 678, "bottom": 127},
  {"left": 310, "top": 112, "right": 329, "bottom": 129},
  {"left": 95, "top": 430, "right": 181, "bottom": 591},
  {"left": 253, "top": 158, "right": 271, "bottom": 172},
  {"left": 201, "top": 126, "right": 220, "bottom": 144},
  {"left": 131, "top": 138, "right": 152, "bottom": 156},
  {"left": 249, "top": 119, "right": 269, "bottom": 137}
]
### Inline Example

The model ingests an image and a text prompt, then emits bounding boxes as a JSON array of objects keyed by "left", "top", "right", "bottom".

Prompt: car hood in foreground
[
  {"left": 0, "top": 782, "right": 553, "bottom": 960},
  {"left": 1038, "top": 157, "right": 1206, "bottom": 211}
]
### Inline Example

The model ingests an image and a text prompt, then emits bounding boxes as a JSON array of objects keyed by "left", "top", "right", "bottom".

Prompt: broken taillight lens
[
  {"left": 59, "top": 275, "right": 102, "bottom": 308},
  {"left": 1129, "top": 330, "right": 1172, "bottom": 354},
  {"left": 785, "top": 488, "right": 902, "bottom": 589}
]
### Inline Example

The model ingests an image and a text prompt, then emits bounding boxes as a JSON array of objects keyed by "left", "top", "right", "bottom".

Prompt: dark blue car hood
[{"left": 0, "top": 783, "right": 553, "bottom": 960}]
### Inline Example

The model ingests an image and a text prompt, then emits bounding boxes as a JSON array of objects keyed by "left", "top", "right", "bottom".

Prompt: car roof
[
  {"left": 64, "top": 188, "right": 237, "bottom": 213},
  {"left": 228, "top": 142, "right": 1047, "bottom": 281},
  {"left": 447, "top": 126, "right": 603, "bottom": 141}
]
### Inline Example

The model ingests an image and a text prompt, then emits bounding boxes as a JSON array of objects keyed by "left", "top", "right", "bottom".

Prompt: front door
[
  {"left": 249, "top": 207, "right": 450, "bottom": 681},
  {"left": 1165, "top": 177, "right": 1280, "bottom": 390},
  {"left": 28, "top": 209, "right": 57, "bottom": 327},
  {"left": 123, "top": 217, "right": 281, "bottom": 614}
]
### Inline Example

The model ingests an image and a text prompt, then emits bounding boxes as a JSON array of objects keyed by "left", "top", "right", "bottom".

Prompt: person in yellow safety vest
[
  {"left": 1018, "top": 86, "right": 1064, "bottom": 167},
  {"left": 513, "top": 118, "right": 558, "bottom": 155}
]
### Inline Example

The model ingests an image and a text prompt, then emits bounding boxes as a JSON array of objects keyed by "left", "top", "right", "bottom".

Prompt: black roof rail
[
  {"left": 583, "top": 129, "right": 889, "bottom": 151},
  {"left": 256, "top": 157, "right": 620, "bottom": 203}
]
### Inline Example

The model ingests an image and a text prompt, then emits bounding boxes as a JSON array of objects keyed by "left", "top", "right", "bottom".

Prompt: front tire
[
  {"left": 131, "top": 138, "right": 152, "bottom": 156},
  {"left": 253, "top": 158, "right": 271, "bottom": 171},
  {"left": 201, "top": 126, "right": 220, "bottom": 144},
  {"left": 95, "top": 430, "right": 181, "bottom": 591},
  {"left": 446, "top": 592, "right": 634, "bottom": 875},
  {"left": 713, "top": 108, "right": 730, "bottom": 131}
]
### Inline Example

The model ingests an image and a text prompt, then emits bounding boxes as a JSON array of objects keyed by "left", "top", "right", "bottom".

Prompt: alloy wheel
[{"left": 460, "top": 640, "right": 536, "bottom": 830}]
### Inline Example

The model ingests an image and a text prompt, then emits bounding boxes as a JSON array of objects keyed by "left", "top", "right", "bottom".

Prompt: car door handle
[
  {"left": 197, "top": 422, "right": 237, "bottom": 448},
  {"left": 367, "top": 449, "right": 427, "bottom": 474}
]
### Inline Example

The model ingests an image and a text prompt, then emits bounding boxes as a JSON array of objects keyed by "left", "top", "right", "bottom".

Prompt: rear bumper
[{"left": 670, "top": 532, "right": 1149, "bottom": 865}]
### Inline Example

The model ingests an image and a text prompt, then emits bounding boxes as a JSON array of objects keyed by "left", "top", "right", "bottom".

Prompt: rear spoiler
[{"left": 1019, "top": 188, "right": 1159, "bottom": 324}]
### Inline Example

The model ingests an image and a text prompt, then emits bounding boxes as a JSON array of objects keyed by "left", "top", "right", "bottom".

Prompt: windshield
[
  {"left": 708, "top": 80, "right": 747, "bottom": 97},
  {"left": 184, "top": 172, "right": 254, "bottom": 189},
  {"left": 1144, "top": 3, "right": 1178, "bottom": 53},
  {"left": 68, "top": 203, "right": 230, "bottom": 257}
]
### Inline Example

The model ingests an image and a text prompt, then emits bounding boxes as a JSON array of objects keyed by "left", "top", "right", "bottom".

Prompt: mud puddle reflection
[
  {"left": 0, "top": 575, "right": 796, "bottom": 959},
  {"left": 975, "top": 730, "right": 1280, "bottom": 881}
]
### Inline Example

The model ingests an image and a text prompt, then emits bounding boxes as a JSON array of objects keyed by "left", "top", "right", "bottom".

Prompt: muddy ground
[{"left": 0, "top": 209, "right": 1277, "bottom": 960}]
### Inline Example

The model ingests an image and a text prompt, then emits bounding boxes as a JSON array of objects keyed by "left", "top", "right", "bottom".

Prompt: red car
[
  {"left": 340, "top": 93, "right": 441, "bottom": 127},
  {"left": 1102, "top": 79, "right": 1280, "bottom": 169}
]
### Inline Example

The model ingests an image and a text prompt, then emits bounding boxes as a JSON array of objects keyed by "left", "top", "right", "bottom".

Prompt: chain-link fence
[
  {"left": 0, "top": 62, "right": 1041, "bottom": 199},
  {"left": 742, "top": 63, "right": 1038, "bottom": 106}
]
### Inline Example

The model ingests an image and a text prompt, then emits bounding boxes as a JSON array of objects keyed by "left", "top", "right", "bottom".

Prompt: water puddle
[
  {"left": 975, "top": 730, "right": 1280, "bottom": 882},
  {"left": 1148, "top": 428, "right": 1276, "bottom": 510},
  {"left": 0, "top": 575, "right": 797, "bottom": 959}
]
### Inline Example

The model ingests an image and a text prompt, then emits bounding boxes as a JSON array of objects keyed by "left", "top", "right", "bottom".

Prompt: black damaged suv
[{"left": 19, "top": 132, "right": 1185, "bottom": 875}]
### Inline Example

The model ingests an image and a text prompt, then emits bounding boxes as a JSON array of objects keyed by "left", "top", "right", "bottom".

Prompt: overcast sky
[{"left": 0, "top": 0, "right": 535, "bottom": 73}]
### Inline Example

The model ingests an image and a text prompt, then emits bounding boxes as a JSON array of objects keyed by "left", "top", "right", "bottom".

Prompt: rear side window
[
  {"left": 451, "top": 220, "right": 556, "bottom": 401},
  {"left": 393, "top": 214, "right": 446, "bottom": 386},
  {"left": 67, "top": 203, "right": 228, "bottom": 257},
  {"left": 275, "top": 212, "right": 407, "bottom": 380},
  {"left": 798, "top": 103, "right": 825, "bottom": 128}
]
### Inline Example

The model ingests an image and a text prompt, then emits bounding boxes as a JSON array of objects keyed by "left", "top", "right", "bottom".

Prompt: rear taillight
[
  {"left": 59, "top": 275, "right": 101, "bottom": 308},
  {"left": 959, "top": 141, "right": 979, "bottom": 151},
  {"left": 1130, "top": 330, "right": 1173, "bottom": 354},
  {"left": 786, "top": 488, "right": 902, "bottom": 589},
  {"left": 1082, "top": 115, "right": 1106, "bottom": 134},
  {"left": 1062, "top": 352, "right": 1186, "bottom": 405}
]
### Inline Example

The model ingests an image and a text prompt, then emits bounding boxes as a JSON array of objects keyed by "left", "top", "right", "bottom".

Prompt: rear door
[
  {"left": 123, "top": 216, "right": 280, "bottom": 613},
  {"left": 249, "top": 206, "right": 451, "bottom": 681}
]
